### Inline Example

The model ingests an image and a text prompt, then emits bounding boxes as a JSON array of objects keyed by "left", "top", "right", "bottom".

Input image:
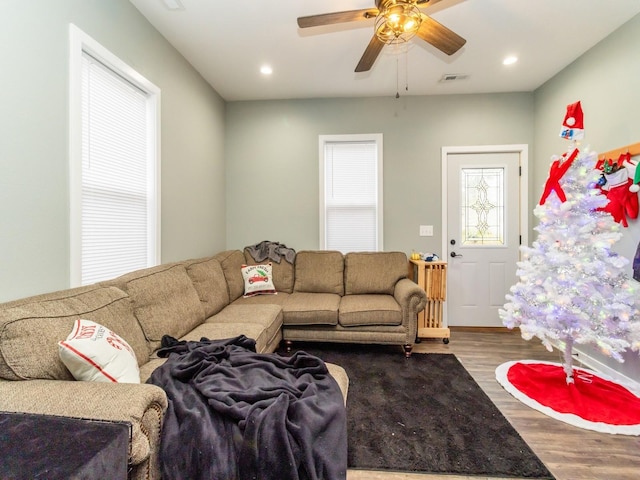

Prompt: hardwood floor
[{"left": 346, "top": 328, "right": 640, "bottom": 480}]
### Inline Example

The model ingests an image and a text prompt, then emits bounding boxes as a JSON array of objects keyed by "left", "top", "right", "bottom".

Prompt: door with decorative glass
[{"left": 443, "top": 147, "right": 527, "bottom": 327}]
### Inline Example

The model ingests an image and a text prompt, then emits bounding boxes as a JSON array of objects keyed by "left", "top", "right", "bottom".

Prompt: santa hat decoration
[{"left": 559, "top": 101, "right": 584, "bottom": 140}]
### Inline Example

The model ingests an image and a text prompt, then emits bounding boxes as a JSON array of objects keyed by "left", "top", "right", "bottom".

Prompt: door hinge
[
  {"left": 519, "top": 166, "right": 522, "bottom": 176},
  {"left": 519, "top": 235, "right": 522, "bottom": 245}
]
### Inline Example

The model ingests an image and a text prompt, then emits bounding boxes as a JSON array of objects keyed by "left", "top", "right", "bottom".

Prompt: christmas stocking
[{"left": 598, "top": 169, "right": 639, "bottom": 227}]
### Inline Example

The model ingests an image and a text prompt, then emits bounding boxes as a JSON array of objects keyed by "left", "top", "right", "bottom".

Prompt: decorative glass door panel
[{"left": 460, "top": 168, "right": 504, "bottom": 246}]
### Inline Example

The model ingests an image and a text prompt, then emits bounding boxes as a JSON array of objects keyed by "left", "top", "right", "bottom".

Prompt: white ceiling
[{"left": 129, "top": 0, "right": 640, "bottom": 102}]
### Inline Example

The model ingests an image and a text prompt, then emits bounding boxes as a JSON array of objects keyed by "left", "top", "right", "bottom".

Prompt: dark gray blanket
[
  {"left": 247, "top": 240, "right": 296, "bottom": 264},
  {"left": 147, "top": 335, "right": 347, "bottom": 480}
]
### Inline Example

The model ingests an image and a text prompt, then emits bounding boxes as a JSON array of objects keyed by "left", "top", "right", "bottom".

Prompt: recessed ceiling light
[
  {"left": 503, "top": 56, "right": 518, "bottom": 66},
  {"left": 260, "top": 65, "right": 273, "bottom": 75},
  {"left": 161, "top": 0, "right": 185, "bottom": 10}
]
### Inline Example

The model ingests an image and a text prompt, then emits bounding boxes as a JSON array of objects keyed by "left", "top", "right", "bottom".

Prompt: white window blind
[
  {"left": 79, "top": 51, "right": 155, "bottom": 285},
  {"left": 320, "top": 135, "right": 383, "bottom": 253}
]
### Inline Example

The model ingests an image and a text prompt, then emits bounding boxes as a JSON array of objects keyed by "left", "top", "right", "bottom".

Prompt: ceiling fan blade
[
  {"left": 297, "top": 9, "right": 379, "bottom": 29},
  {"left": 416, "top": 16, "right": 466, "bottom": 55},
  {"left": 355, "top": 36, "right": 386, "bottom": 72},
  {"left": 416, "top": 0, "right": 444, "bottom": 7}
]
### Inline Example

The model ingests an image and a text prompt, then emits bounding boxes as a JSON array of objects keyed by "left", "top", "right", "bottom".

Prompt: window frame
[
  {"left": 318, "top": 133, "right": 384, "bottom": 252},
  {"left": 68, "top": 24, "right": 161, "bottom": 286}
]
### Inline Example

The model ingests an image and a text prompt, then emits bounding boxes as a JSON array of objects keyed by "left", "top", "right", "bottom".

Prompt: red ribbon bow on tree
[{"left": 539, "top": 148, "right": 579, "bottom": 205}]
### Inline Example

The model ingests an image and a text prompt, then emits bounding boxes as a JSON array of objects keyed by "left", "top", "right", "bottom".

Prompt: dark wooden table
[{"left": 0, "top": 411, "right": 130, "bottom": 480}]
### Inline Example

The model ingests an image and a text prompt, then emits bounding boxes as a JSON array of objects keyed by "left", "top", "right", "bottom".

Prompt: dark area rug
[{"left": 280, "top": 343, "right": 554, "bottom": 478}]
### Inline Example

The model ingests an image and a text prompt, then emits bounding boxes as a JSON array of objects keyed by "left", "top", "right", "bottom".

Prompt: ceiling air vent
[{"left": 440, "top": 73, "right": 469, "bottom": 82}]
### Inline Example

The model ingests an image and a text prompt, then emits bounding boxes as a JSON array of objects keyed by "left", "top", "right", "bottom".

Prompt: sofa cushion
[
  {"left": 344, "top": 252, "right": 408, "bottom": 295},
  {"left": 138, "top": 357, "right": 166, "bottom": 383},
  {"left": 0, "top": 285, "right": 148, "bottom": 381},
  {"left": 182, "top": 322, "right": 272, "bottom": 354},
  {"left": 244, "top": 248, "right": 295, "bottom": 294},
  {"left": 231, "top": 292, "right": 289, "bottom": 307},
  {"left": 108, "top": 263, "right": 205, "bottom": 352},
  {"left": 208, "top": 304, "right": 283, "bottom": 352},
  {"left": 283, "top": 293, "right": 340, "bottom": 326},
  {"left": 294, "top": 251, "right": 344, "bottom": 295},
  {"left": 184, "top": 257, "right": 230, "bottom": 317},
  {"left": 214, "top": 250, "right": 246, "bottom": 302},
  {"left": 338, "top": 294, "right": 402, "bottom": 327},
  {"left": 325, "top": 363, "right": 349, "bottom": 404}
]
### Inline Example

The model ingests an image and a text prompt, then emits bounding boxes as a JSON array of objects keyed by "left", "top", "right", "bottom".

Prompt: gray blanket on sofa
[
  {"left": 246, "top": 240, "right": 296, "bottom": 264},
  {"left": 147, "top": 335, "right": 347, "bottom": 480}
]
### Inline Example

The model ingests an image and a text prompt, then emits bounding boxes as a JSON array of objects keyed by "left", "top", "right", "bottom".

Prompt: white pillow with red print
[
  {"left": 58, "top": 319, "right": 140, "bottom": 383},
  {"left": 241, "top": 263, "right": 277, "bottom": 297}
]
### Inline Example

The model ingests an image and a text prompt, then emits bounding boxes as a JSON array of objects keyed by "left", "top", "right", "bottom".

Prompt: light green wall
[
  {"left": 225, "top": 93, "right": 534, "bottom": 252},
  {"left": 534, "top": 13, "right": 640, "bottom": 381},
  {"left": 3, "top": 1, "right": 638, "bottom": 382},
  {"left": 0, "top": 0, "right": 226, "bottom": 302}
]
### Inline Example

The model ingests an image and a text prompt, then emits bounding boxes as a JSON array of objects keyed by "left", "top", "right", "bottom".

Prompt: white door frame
[{"left": 441, "top": 144, "right": 529, "bottom": 327}]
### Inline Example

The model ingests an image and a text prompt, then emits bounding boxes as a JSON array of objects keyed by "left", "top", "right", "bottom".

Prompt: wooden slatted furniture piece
[{"left": 408, "top": 259, "right": 450, "bottom": 343}]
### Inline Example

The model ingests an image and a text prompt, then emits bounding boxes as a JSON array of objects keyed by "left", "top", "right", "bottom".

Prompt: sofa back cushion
[
  {"left": 107, "top": 263, "right": 205, "bottom": 352},
  {"left": 243, "top": 248, "right": 294, "bottom": 293},
  {"left": 344, "top": 252, "right": 408, "bottom": 295},
  {"left": 214, "top": 250, "right": 246, "bottom": 302},
  {"left": 184, "top": 257, "right": 230, "bottom": 318},
  {"left": 294, "top": 251, "right": 344, "bottom": 295},
  {"left": 0, "top": 285, "right": 148, "bottom": 381}
]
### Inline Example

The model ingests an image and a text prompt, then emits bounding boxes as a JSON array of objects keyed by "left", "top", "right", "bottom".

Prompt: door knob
[{"left": 450, "top": 252, "right": 463, "bottom": 258}]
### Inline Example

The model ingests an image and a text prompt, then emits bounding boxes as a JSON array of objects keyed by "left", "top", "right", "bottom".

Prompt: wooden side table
[{"left": 408, "top": 259, "right": 450, "bottom": 343}]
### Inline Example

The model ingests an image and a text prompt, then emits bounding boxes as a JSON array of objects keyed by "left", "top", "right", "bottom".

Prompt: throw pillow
[
  {"left": 58, "top": 319, "right": 140, "bottom": 383},
  {"left": 241, "top": 263, "right": 277, "bottom": 297}
]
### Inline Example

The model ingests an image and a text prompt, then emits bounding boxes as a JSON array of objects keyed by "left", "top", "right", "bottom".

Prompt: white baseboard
[{"left": 550, "top": 340, "right": 640, "bottom": 395}]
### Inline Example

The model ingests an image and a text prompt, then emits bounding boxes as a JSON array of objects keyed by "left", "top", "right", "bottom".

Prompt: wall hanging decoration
[
  {"left": 595, "top": 143, "right": 640, "bottom": 227},
  {"left": 597, "top": 142, "right": 640, "bottom": 280}
]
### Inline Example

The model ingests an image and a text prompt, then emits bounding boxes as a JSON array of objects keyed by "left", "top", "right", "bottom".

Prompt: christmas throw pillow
[
  {"left": 58, "top": 319, "right": 140, "bottom": 383},
  {"left": 241, "top": 263, "right": 277, "bottom": 297}
]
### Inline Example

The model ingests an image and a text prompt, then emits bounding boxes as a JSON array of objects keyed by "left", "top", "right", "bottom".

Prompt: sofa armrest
[
  {"left": 393, "top": 278, "right": 428, "bottom": 342},
  {"left": 0, "top": 379, "right": 167, "bottom": 470}
]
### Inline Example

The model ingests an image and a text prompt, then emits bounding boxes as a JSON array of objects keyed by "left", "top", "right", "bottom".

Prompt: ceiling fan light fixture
[
  {"left": 375, "top": 1, "right": 422, "bottom": 45},
  {"left": 404, "top": 19, "right": 417, "bottom": 31}
]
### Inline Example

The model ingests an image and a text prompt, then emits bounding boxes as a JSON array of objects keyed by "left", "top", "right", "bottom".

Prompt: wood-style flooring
[{"left": 347, "top": 328, "right": 640, "bottom": 480}]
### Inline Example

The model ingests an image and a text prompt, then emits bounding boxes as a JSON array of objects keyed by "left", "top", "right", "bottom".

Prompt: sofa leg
[
  {"left": 403, "top": 344, "right": 413, "bottom": 358},
  {"left": 284, "top": 340, "right": 293, "bottom": 353}
]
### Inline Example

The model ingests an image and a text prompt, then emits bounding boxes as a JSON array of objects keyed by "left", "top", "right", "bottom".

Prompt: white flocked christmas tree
[{"left": 500, "top": 102, "right": 640, "bottom": 383}]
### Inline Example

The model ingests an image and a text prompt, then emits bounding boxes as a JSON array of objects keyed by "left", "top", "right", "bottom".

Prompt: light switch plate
[{"left": 419, "top": 225, "right": 433, "bottom": 236}]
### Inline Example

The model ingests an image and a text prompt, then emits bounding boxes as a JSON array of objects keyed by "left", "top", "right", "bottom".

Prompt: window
[
  {"left": 319, "top": 134, "right": 383, "bottom": 253},
  {"left": 69, "top": 25, "right": 160, "bottom": 286}
]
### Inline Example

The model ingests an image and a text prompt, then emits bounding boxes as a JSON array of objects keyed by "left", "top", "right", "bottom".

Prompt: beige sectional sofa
[
  {"left": 238, "top": 248, "right": 428, "bottom": 356},
  {"left": 0, "top": 248, "right": 426, "bottom": 479}
]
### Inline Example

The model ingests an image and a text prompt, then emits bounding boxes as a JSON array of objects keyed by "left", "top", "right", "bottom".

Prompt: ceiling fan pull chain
[
  {"left": 405, "top": 47, "right": 409, "bottom": 93},
  {"left": 396, "top": 56, "right": 400, "bottom": 98}
]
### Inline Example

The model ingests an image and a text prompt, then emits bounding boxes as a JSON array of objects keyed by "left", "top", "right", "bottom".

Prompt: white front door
[{"left": 442, "top": 145, "right": 528, "bottom": 327}]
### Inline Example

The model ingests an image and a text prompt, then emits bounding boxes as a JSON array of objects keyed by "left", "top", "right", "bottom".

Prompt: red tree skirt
[{"left": 496, "top": 360, "right": 640, "bottom": 435}]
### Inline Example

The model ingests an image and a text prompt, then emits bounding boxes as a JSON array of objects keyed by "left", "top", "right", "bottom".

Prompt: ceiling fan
[{"left": 297, "top": 0, "right": 466, "bottom": 72}]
